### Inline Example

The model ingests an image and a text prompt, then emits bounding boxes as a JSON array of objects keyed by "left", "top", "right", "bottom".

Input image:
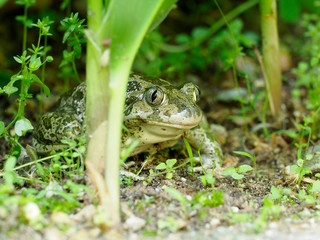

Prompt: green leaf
[
  {"left": 270, "top": 186, "right": 282, "bottom": 200},
  {"left": 148, "top": 2, "right": 176, "bottom": 32},
  {"left": 200, "top": 174, "right": 216, "bottom": 186},
  {"left": 14, "top": 118, "right": 34, "bottom": 136},
  {"left": 156, "top": 162, "right": 167, "bottom": 170},
  {"left": 306, "top": 154, "right": 313, "bottom": 161},
  {"left": 191, "top": 27, "right": 209, "bottom": 39},
  {"left": 305, "top": 195, "right": 315, "bottom": 205},
  {"left": 238, "top": 164, "right": 253, "bottom": 173},
  {"left": 0, "top": 121, "right": 4, "bottom": 135},
  {"left": 233, "top": 151, "right": 254, "bottom": 160},
  {"left": 29, "top": 57, "right": 42, "bottom": 71},
  {"left": 4, "top": 156, "right": 17, "bottom": 171},
  {"left": 279, "top": 0, "right": 301, "bottom": 23},
  {"left": 222, "top": 167, "right": 236, "bottom": 176},
  {"left": 13, "top": 56, "right": 23, "bottom": 64},
  {"left": 4, "top": 85, "right": 18, "bottom": 96},
  {"left": 31, "top": 74, "right": 50, "bottom": 96},
  {"left": 0, "top": 0, "right": 8, "bottom": 7},
  {"left": 166, "top": 159, "right": 177, "bottom": 168},
  {"left": 231, "top": 172, "right": 244, "bottom": 180},
  {"left": 297, "top": 159, "right": 304, "bottom": 167},
  {"left": 310, "top": 180, "right": 320, "bottom": 193},
  {"left": 290, "top": 164, "right": 300, "bottom": 174},
  {"left": 183, "top": 137, "right": 193, "bottom": 159},
  {"left": 166, "top": 172, "right": 173, "bottom": 179}
]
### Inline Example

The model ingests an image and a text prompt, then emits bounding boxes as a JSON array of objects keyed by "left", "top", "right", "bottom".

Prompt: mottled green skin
[{"left": 33, "top": 74, "right": 223, "bottom": 169}]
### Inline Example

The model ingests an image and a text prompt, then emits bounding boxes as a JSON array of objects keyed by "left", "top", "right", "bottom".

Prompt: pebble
[
  {"left": 210, "top": 218, "right": 220, "bottom": 227},
  {"left": 231, "top": 206, "right": 239, "bottom": 213},
  {"left": 23, "top": 202, "right": 41, "bottom": 222},
  {"left": 124, "top": 216, "right": 146, "bottom": 231},
  {"left": 50, "top": 212, "right": 74, "bottom": 225}
]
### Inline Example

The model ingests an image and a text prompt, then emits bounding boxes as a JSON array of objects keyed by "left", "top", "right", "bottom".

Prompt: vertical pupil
[{"left": 151, "top": 90, "right": 158, "bottom": 102}]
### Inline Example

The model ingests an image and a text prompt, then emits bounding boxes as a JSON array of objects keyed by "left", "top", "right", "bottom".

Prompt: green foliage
[
  {"left": 59, "top": 12, "right": 86, "bottom": 83},
  {"left": 165, "top": 187, "right": 223, "bottom": 216},
  {"left": 157, "top": 217, "right": 180, "bottom": 232},
  {"left": 269, "top": 186, "right": 295, "bottom": 204},
  {"left": 14, "top": 118, "right": 33, "bottom": 136},
  {"left": 183, "top": 137, "right": 195, "bottom": 168},
  {"left": 293, "top": 14, "right": 320, "bottom": 122},
  {"left": 279, "top": 0, "right": 301, "bottom": 23},
  {"left": 156, "top": 159, "right": 177, "bottom": 179},
  {"left": 0, "top": 12, "right": 53, "bottom": 161},
  {"left": 288, "top": 117, "right": 313, "bottom": 186},
  {"left": 268, "top": 183, "right": 320, "bottom": 207},
  {"left": 0, "top": 177, "right": 89, "bottom": 233},
  {"left": 4, "top": 156, "right": 19, "bottom": 186},
  {"left": 228, "top": 196, "right": 283, "bottom": 232},
  {"left": 279, "top": 0, "right": 320, "bottom": 23},
  {"left": 192, "top": 190, "right": 224, "bottom": 208},
  {"left": 222, "top": 164, "right": 253, "bottom": 181},
  {"left": 253, "top": 197, "right": 283, "bottom": 231},
  {"left": 233, "top": 151, "right": 258, "bottom": 177},
  {"left": 228, "top": 211, "right": 254, "bottom": 224},
  {"left": 199, "top": 173, "right": 216, "bottom": 186},
  {"left": 135, "top": 19, "right": 258, "bottom": 78}
]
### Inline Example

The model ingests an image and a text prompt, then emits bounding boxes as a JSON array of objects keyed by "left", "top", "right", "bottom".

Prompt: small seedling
[
  {"left": 183, "top": 137, "right": 217, "bottom": 186},
  {"left": 233, "top": 150, "right": 258, "bottom": 177},
  {"left": 183, "top": 137, "right": 195, "bottom": 168},
  {"left": 222, "top": 164, "right": 253, "bottom": 184},
  {"left": 289, "top": 118, "right": 312, "bottom": 186},
  {"left": 252, "top": 197, "right": 283, "bottom": 232},
  {"left": 199, "top": 173, "right": 216, "bottom": 187},
  {"left": 156, "top": 159, "right": 177, "bottom": 179},
  {"left": 192, "top": 190, "right": 224, "bottom": 208},
  {"left": 269, "top": 186, "right": 294, "bottom": 204},
  {"left": 157, "top": 217, "right": 180, "bottom": 232}
]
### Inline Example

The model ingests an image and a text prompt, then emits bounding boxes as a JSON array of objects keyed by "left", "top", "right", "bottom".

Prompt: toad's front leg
[{"left": 184, "top": 125, "right": 223, "bottom": 172}]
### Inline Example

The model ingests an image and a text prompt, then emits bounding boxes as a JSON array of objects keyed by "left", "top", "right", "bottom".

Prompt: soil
[{"left": 2, "top": 76, "right": 320, "bottom": 240}]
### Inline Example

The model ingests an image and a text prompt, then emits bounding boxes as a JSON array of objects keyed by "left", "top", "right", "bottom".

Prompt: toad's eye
[
  {"left": 193, "top": 85, "right": 200, "bottom": 102},
  {"left": 180, "top": 82, "right": 200, "bottom": 103},
  {"left": 145, "top": 86, "right": 165, "bottom": 106}
]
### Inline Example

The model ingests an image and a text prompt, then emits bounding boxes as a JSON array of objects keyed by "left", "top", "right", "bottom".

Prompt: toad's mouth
[{"left": 145, "top": 120, "right": 199, "bottom": 129}]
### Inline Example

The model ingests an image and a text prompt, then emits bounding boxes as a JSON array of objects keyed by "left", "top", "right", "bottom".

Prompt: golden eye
[
  {"left": 193, "top": 85, "right": 200, "bottom": 102},
  {"left": 145, "top": 86, "right": 165, "bottom": 106},
  {"left": 180, "top": 83, "right": 200, "bottom": 103}
]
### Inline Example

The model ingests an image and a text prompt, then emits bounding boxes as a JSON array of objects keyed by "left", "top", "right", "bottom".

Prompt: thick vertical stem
[
  {"left": 86, "top": 0, "right": 108, "bottom": 161},
  {"left": 86, "top": 0, "right": 116, "bottom": 221},
  {"left": 260, "top": 0, "right": 282, "bottom": 116}
]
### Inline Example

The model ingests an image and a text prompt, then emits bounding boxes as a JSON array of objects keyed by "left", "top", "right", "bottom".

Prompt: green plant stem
[
  {"left": 4, "top": 115, "right": 18, "bottom": 133},
  {"left": 72, "top": 57, "right": 81, "bottom": 83},
  {"left": 39, "top": 34, "right": 48, "bottom": 117},
  {"left": 260, "top": 0, "right": 282, "bottom": 116},
  {"left": 232, "top": 65, "right": 248, "bottom": 132},
  {"left": 155, "top": 0, "right": 259, "bottom": 52},
  {"left": 0, "top": 148, "right": 74, "bottom": 174},
  {"left": 72, "top": 34, "right": 81, "bottom": 83},
  {"left": 262, "top": 92, "right": 269, "bottom": 137},
  {"left": 22, "top": 5, "right": 28, "bottom": 53},
  {"left": 298, "top": 128, "right": 312, "bottom": 186},
  {"left": 253, "top": 156, "right": 257, "bottom": 178},
  {"left": 17, "top": 176, "right": 48, "bottom": 185}
]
